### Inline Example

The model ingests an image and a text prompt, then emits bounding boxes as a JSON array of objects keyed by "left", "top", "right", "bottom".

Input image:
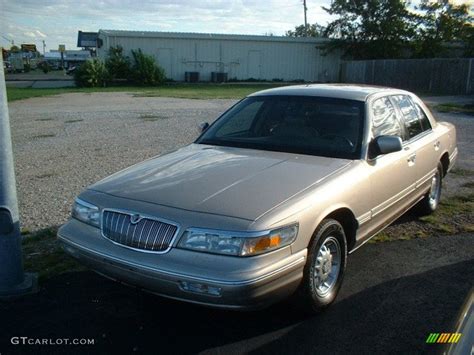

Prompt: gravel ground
[
  {"left": 8, "top": 92, "right": 473, "bottom": 232},
  {"left": 9, "top": 93, "right": 236, "bottom": 231}
]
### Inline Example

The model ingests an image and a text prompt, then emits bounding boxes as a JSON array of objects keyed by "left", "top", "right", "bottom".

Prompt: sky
[{"left": 0, "top": 0, "right": 336, "bottom": 52}]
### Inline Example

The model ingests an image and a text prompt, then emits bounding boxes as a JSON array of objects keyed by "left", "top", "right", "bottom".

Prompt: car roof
[{"left": 249, "top": 84, "right": 409, "bottom": 102}]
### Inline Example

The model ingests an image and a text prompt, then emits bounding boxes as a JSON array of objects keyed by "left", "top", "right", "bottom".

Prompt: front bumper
[{"left": 58, "top": 219, "right": 306, "bottom": 310}]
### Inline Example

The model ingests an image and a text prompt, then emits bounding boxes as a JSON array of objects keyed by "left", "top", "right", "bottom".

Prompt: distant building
[
  {"left": 45, "top": 50, "right": 91, "bottom": 69},
  {"left": 96, "top": 30, "right": 342, "bottom": 82}
]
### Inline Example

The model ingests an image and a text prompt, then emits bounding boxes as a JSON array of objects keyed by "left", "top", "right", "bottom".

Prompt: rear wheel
[
  {"left": 297, "top": 219, "right": 347, "bottom": 313},
  {"left": 416, "top": 162, "right": 443, "bottom": 215}
]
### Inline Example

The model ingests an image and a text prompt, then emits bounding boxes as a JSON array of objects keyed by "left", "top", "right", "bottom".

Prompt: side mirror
[
  {"left": 370, "top": 135, "right": 402, "bottom": 158},
  {"left": 197, "top": 122, "right": 209, "bottom": 134}
]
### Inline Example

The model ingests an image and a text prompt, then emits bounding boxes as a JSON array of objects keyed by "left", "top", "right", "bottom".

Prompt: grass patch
[
  {"left": 32, "top": 133, "right": 56, "bottom": 139},
  {"left": 6, "top": 83, "right": 284, "bottom": 102},
  {"left": 368, "top": 232, "right": 392, "bottom": 243},
  {"left": 418, "top": 192, "right": 474, "bottom": 234},
  {"left": 22, "top": 227, "right": 85, "bottom": 281},
  {"left": 462, "top": 181, "right": 474, "bottom": 188},
  {"left": 369, "top": 230, "right": 427, "bottom": 243},
  {"left": 131, "top": 84, "right": 281, "bottom": 100},
  {"left": 64, "top": 119, "right": 84, "bottom": 123},
  {"left": 451, "top": 168, "right": 474, "bottom": 177},
  {"left": 433, "top": 103, "right": 474, "bottom": 116},
  {"left": 462, "top": 224, "right": 474, "bottom": 232},
  {"left": 370, "top": 183, "right": 474, "bottom": 244}
]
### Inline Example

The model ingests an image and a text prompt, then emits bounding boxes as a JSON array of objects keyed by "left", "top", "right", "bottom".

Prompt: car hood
[{"left": 89, "top": 144, "right": 351, "bottom": 221}]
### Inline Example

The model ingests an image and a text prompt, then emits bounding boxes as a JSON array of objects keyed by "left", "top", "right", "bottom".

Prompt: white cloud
[
  {"left": 23, "top": 31, "right": 36, "bottom": 38},
  {"left": 35, "top": 30, "right": 47, "bottom": 38}
]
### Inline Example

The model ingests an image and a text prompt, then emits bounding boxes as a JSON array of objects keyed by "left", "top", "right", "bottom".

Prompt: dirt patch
[
  {"left": 31, "top": 133, "right": 56, "bottom": 139},
  {"left": 139, "top": 113, "right": 169, "bottom": 121}
]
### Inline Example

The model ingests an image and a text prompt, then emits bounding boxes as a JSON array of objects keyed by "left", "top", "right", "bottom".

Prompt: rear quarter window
[{"left": 414, "top": 103, "right": 432, "bottom": 132}]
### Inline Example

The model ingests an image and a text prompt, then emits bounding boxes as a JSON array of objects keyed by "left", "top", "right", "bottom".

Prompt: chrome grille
[{"left": 101, "top": 210, "right": 178, "bottom": 252}]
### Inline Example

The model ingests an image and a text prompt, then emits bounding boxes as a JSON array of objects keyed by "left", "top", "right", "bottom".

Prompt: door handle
[
  {"left": 407, "top": 153, "right": 416, "bottom": 163},
  {"left": 434, "top": 141, "right": 441, "bottom": 150}
]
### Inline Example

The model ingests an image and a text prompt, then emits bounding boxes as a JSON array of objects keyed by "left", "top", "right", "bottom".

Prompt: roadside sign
[{"left": 58, "top": 44, "right": 65, "bottom": 52}]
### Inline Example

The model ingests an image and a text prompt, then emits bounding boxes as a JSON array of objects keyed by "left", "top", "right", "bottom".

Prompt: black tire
[
  {"left": 415, "top": 162, "right": 443, "bottom": 216},
  {"left": 297, "top": 219, "right": 347, "bottom": 313}
]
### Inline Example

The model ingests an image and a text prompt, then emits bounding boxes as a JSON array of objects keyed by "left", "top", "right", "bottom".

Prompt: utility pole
[
  {"left": 303, "top": 0, "right": 308, "bottom": 37},
  {"left": 0, "top": 55, "right": 37, "bottom": 298},
  {"left": 42, "top": 40, "right": 46, "bottom": 55}
]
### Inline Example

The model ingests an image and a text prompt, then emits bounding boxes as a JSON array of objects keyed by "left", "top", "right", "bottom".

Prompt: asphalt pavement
[{"left": 0, "top": 233, "right": 472, "bottom": 354}]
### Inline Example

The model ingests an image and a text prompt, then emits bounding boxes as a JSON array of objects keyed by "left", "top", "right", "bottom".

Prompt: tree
[
  {"left": 105, "top": 46, "right": 131, "bottom": 81},
  {"left": 413, "top": 0, "right": 474, "bottom": 58},
  {"left": 286, "top": 23, "right": 326, "bottom": 37},
  {"left": 322, "top": 0, "right": 417, "bottom": 59},
  {"left": 74, "top": 59, "right": 109, "bottom": 87},
  {"left": 131, "top": 49, "right": 165, "bottom": 86}
]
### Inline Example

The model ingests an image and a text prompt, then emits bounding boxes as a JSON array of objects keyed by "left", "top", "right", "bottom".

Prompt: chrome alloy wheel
[
  {"left": 428, "top": 170, "right": 441, "bottom": 210},
  {"left": 313, "top": 236, "right": 341, "bottom": 297}
]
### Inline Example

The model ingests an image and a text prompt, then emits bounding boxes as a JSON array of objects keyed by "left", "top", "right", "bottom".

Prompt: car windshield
[{"left": 196, "top": 95, "right": 365, "bottom": 159}]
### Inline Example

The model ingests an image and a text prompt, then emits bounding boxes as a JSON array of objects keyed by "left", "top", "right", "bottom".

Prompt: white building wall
[{"left": 97, "top": 31, "right": 341, "bottom": 82}]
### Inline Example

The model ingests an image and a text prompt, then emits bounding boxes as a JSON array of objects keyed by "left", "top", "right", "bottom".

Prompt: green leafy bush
[
  {"left": 74, "top": 59, "right": 109, "bottom": 87},
  {"left": 23, "top": 63, "right": 31, "bottom": 73},
  {"left": 106, "top": 46, "right": 131, "bottom": 81},
  {"left": 131, "top": 49, "right": 165, "bottom": 86}
]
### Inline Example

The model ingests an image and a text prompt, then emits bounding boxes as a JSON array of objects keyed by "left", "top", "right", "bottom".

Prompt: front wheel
[
  {"left": 415, "top": 162, "right": 443, "bottom": 216},
  {"left": 297, "top": 219, "right": 347, "bottom": 313}
]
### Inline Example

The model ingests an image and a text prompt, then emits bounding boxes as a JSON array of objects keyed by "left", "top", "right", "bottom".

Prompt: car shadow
[{"left": 0, "top": 255, "right": 471, "bottom": 354}]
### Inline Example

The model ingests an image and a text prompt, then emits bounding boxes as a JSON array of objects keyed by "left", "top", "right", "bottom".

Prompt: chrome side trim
[
  {"left": 356, "top": 211, "right": 371, "bottom": 226},
  {"left": 416, "top": 168, "right": 436, "bottom": 188},
  {"left": 58, "top": 234, "right": 306, "bottom": 286},
  {"left": 371, "top": 182, "right": 416, "bottom": 218},
  {"left": 350, "top": 193, "right": 425, "bottom": 254},
  {"left": 448, "top": 147, "right": 458, "bottom": 172},
  {"left": 449, "top": 147, "right": 458, "bottom": 161}
]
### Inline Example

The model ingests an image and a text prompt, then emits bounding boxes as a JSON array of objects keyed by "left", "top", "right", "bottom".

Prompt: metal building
[{"left": 97, "top": 30, "right": 341, "bottom": 82}]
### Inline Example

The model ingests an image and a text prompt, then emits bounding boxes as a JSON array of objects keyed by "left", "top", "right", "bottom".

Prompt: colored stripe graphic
[
  {"left": 426, "top": 333, "right": 439, "bottom": 343},
  {"left": 426, "top": 333, "right": 462, "bottom": 344},
  {"left": 438, "top": 333, "right": 450, "bottom": 343},
  {"left": 450, "top": 333, "right": 462, "bottom": 343}
]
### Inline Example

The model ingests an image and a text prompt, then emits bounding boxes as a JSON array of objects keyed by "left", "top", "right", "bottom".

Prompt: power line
[{"left": 0, "top": 34, "right": 14, "bottom": 46}]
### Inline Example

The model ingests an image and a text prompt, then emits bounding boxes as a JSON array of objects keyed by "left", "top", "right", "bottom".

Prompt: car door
[
  {"left": 390, "top": 95, "right": 438, "bottom": 196},
  {"left": 363, "top": 96, "right": 417, "bottom": 237}
]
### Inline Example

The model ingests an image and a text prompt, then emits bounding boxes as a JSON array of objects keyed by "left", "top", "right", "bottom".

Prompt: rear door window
[{"left": 391, "top": 95, "right": 423, "bottom": 140}]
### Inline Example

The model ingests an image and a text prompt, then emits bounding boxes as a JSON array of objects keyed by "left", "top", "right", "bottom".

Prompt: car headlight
[
  {"left": 177, "top": 224, "right": 298, "bottom": 256},
  {"left": 71, "top": 198, "right": 100, "bottom": 228}
]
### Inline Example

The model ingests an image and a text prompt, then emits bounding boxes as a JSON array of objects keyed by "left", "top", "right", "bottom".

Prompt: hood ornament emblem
[{"left": 130, "top": 214, "right": 141, "bottom": 224}]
